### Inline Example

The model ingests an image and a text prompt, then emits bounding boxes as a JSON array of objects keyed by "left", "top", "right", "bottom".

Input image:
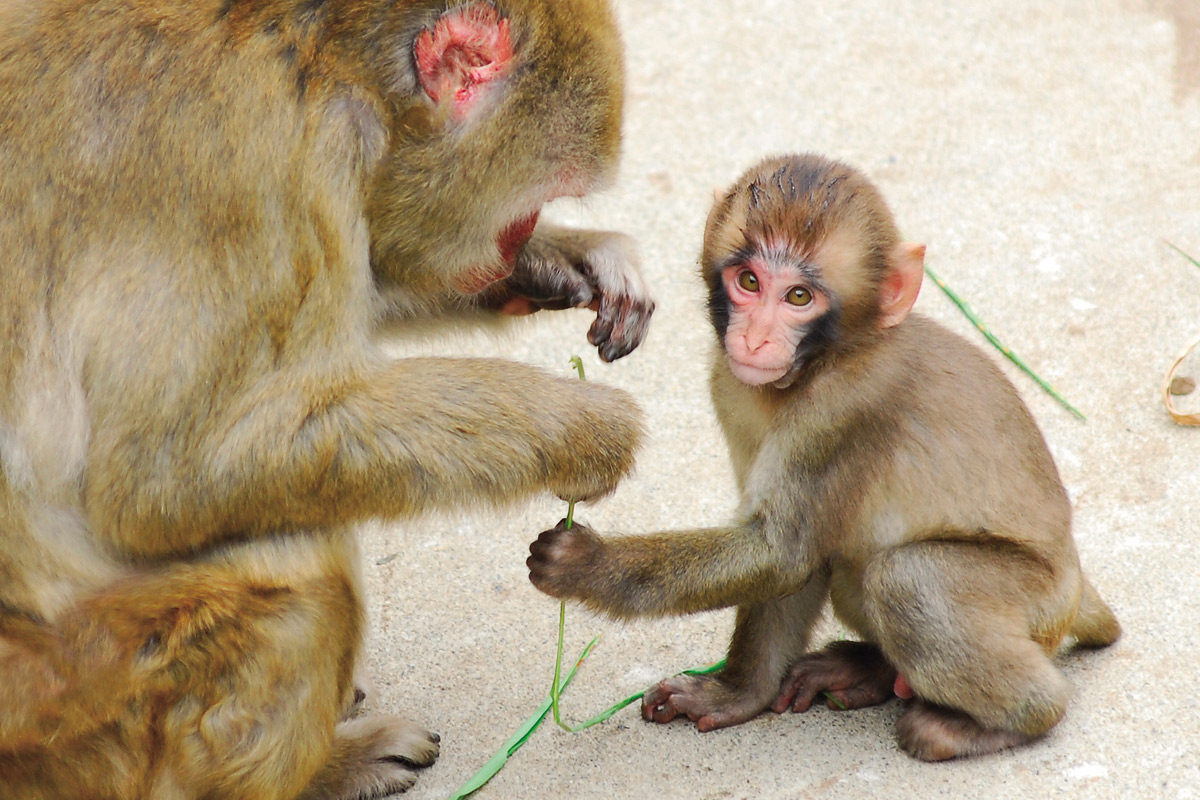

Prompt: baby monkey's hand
[{"left": 527, "top": 519, "right": 603, "bottom": 600}]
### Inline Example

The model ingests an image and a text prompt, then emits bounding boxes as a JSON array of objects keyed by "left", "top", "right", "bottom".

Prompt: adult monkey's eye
[
  {"left": 737, "top": 271, "right": 759, "bottom": 292},
  {"left": 785, "top": 286, "right": 813, "bottom": 306}
]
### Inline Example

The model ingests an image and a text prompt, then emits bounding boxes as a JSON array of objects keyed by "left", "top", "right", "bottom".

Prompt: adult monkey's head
[{"left": 360, "top": 0, "right": 626, "bottom": 297}]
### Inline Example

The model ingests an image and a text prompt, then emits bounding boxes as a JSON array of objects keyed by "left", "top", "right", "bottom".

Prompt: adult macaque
[
  {"left": 0, "top": 1, "right": 650, "bottom": 798},
  {"left": 529, "top": 154, "right": 1120, "bottom": 761}
]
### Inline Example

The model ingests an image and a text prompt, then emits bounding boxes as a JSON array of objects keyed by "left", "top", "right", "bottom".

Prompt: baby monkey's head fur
[{"left": 702, "top": 154, "right": 907, "bottom": 382}]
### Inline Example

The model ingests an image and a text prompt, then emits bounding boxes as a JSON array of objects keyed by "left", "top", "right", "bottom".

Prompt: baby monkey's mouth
[{"left": 725, "top": 354, "right": 790, "bottom": 386}]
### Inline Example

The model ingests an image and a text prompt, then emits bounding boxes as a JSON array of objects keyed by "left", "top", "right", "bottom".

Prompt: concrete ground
[{"left": 363, "top": 1, "right": 1200, "bottom": 797}]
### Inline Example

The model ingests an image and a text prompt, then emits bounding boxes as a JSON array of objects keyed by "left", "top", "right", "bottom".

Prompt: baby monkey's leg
[
  {"left": 642, "top": 574, "right": 829, "bottom": 732},
  {"left": 864, "top": 540, "right": 1074, "bottom": 761}
]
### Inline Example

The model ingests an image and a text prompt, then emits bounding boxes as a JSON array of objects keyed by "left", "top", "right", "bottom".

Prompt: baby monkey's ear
[{"left": 878, "top": 242, "right": 926, "bottom": 329}]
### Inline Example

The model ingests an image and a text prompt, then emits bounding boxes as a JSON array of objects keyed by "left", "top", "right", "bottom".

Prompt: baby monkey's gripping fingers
[{"left": 527, "top": 521, "right": 603, "bottom": 600}]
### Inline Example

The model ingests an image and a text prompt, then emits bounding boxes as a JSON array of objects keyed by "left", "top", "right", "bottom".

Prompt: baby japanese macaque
[{"left": 529, "top": 153, "right": 1120, "bottom": 760}]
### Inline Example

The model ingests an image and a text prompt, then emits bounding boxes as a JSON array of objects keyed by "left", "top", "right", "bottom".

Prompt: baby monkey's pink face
[{"left": 720, "top": 259, "right": 830, "bottom": 385}]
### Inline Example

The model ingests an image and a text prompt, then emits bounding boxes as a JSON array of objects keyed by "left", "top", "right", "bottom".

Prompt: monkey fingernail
[{"left": 588, "top": 321, "right": 613, "bottom": 346}]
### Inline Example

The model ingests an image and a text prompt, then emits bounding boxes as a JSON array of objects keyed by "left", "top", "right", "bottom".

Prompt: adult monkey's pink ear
[
  {"left": 413, "top": 2, "right": 514, "bottom": 122},
  {"left": 878, "top": 242, "right": 925, "bottom": 328}
]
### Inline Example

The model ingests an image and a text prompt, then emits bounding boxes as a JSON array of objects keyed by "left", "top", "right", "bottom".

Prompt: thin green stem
[
  {"left": 450, "top": 351, "right": 726, "bottom": 795},
  {"left": 924, "top": 264, "right": 1086, "bottom": 420},
  {"left": 548, "top": 355, "right": 727, "bottom": 732},
  {"left": 1165, "top": 240, "right": 1200, "bottom": 271},
  {"left": 447, "top": 638, "right": 599, "bottom": 800},
  {"left": 557, "top": 658, "right": 727, "bottom": 732},
  {"left": 551, "top": 599, "right": 570, "bottom": 731},
  {"left": 550, "top": 355, "right": 588, "bottom": 731},
  {"left": 550, "top": 485, "right": 586, "bottom": 731},
  {"left": 551, "top": 497, "right": 575, "bottom": 731},
  {"left": 823, "top": 692, "right": 848, "bottom": 710}
]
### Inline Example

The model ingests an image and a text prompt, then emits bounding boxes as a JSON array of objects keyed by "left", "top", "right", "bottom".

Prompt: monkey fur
[
  {"left": 0, "top": 1, "right": 650, "bottom": 797},
  {"left": 529, "top": 153, "right": 1120, "bottom": 761}
]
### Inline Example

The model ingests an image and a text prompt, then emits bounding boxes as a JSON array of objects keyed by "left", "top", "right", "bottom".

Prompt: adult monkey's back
[{"left": 0, "top": 1, "right": 650, "bottom": 797}]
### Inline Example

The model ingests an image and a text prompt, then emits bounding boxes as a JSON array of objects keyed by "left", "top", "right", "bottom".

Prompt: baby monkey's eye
[
  {"left": 737, "top": 270, "right": 759, "bottom": 292},
  {"left": 786, "top": 287, "right": 813, "bottom": 306}
]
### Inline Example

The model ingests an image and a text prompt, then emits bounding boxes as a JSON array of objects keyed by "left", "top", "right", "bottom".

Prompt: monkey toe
[
  {"left": 644, "top": 701, "right": 680, "bottom": 725},
  {"left": 591, "top": 297, "right": 652, "bottom": 362},
  {"left": 336, "top": 762, "right": 423, "bottom": 799},
  {"left": 641, "top": 679, "right": 685, "bottom": 723},
  {"left": 301, "top": 716, "right": 439, "bottom": 799},
  {"left": 345, "top": 668, "right": 379, "bottom": 719},
  {"left": 694, "top": 705, "right": 760, "bottom": 732},
  {"left": 641, "top": 675, "right": 764, "bottom": 731},
  {"left": 362, "top": 763, "right": 421, "bottom": 797},
  {"left": 339, "top": 684, "right": 369, "bottom": 720},
  {"left": 587, "top": 316, "right": 615, "bottom": 354},
  {"left": 773, "top": 641, "right": 897, "bottom": 713},
  {"left": 400, "top": 728, "right": 441, "bottom": 761},
  {"left": 352, "top": 714, "right": 441, "bottom": 768}
]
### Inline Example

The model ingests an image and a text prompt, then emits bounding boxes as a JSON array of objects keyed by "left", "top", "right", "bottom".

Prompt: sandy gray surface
[{"left": 361, "top": 1, "right": 1200, "bottom": 797}]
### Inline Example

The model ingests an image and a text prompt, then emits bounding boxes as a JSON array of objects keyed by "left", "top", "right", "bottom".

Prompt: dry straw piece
[
  {"left": 1162, "top": 242, "right": 1200, "bottom": 426},
  {"left": 1162, "top": 329, "right": 1200, "bottom": 426}
]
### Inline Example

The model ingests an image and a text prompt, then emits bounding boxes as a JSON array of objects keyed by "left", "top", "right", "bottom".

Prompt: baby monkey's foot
[
  {"left": 772, "top": 640, "right": 898, "bottom": 713},
  {"left": 896, "top": 700, "right": 1031, "bottom": 761},
  {"left": 642, "top": 673, "right": 771, "bottom": 733}
]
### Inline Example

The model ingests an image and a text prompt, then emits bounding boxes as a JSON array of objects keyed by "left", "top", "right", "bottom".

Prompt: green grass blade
[
  {"left": 448, "top": 638, "right": 598, "bottom": 800},
  {"left": 551, "top": 599, "right": 570, "bottom": 731},
  {"left": 924, "top": 265, "right": 1086, "bottom": 420},
  {"left": 823, "top": 692, "right": 848, "bottom": 710},
  {"left": 679, "top": 659, "right": 727, "bottom": 677},
  {"left": 551, "top": 355, "right": 587, "bottom": 730},
  {"left": 452, "top": 352, "right": 723, "bottom": 795},
  {"left": 1165, "top": 240, "right": 1200, "bottom": 271},
  {"left": 559, "top": 658, "right": 729, "bottom": 732}
]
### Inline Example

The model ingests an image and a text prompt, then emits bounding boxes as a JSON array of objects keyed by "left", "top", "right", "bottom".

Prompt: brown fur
[
  {"left": 0, "top": 0, "right": 646, "bottom": 797},
  {"left": 528, "top": 153, "right": 1119, "bottom": 759}
]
